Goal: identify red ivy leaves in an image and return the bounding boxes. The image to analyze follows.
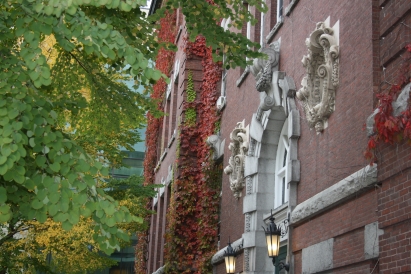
[135,9,177,274]
[366,43,411,162]
[164,35,222,274]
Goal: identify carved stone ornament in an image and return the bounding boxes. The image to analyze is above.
[206,134,225,161]
[296,21,339,132]
[250,41,280,92]
[224,121,249,199]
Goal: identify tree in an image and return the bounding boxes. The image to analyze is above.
[0,175,156,273]
[0,0,265,271]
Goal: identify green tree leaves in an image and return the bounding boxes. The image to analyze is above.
[1,0,264,271]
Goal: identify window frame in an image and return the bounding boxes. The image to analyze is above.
[274,119,289,208]
[277,0,283,22]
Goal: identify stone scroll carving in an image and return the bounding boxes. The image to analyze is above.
[224,121,249,199]
[296,21,339,132]
[250,41,280,92]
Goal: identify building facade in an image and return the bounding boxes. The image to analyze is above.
[139,0,411,273]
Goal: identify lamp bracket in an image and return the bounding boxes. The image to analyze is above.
[268,209,289,237]
[278,262,290,271]
[278,218,289,238]
[224,238,244,257]
[272,258,290,272]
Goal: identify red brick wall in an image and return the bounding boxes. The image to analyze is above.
[333,227,365,268]
[147,22,189,273]
[292,190,378,253]
[332,261,379,274]
[378,166,411,274]
[376,1,411,272]
[379,219,411,273]
[277,0,376,203]
[270,0,380,273]
[146,0,411,273]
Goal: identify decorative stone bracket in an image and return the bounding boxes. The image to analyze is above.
[206,134,225,161]
[224,121,249,199]
[250,41,280,93]
[296,21,340,133]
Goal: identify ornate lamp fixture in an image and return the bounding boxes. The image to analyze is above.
[224,239,237,274]
[262,211,290,271]
[223,238,244,273]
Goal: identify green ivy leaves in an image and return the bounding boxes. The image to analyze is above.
[186,72,196,102]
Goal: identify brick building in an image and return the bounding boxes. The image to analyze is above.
[141,0,411,273]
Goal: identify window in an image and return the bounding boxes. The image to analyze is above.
[217,19,231,110]
[277,0,283,22]
[274,119,289,208]
[221,66,228,97]
[260,5,265,46]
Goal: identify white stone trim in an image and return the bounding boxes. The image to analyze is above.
[206,134,225,161]
[224,121,249,199]
[364,221,384,259]
[290,165,378,225]
[302,238,333,274]
[152,266,165,274]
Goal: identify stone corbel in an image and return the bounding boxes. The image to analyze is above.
[296,21,340,133]
[206,134,225,161]
[250,41,280,93]
[224,121,249,199]
[256,71,296,121]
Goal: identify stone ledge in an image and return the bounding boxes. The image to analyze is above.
[291,165,378,225]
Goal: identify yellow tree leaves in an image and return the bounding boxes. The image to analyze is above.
[1,218,116,273]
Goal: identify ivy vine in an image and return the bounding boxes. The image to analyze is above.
[135,9,177,274]
[186,72,196,102]
[365,43,411,162]
[164,35,223,274]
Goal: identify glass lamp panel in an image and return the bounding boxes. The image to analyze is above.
[225,255,235,273]
[266,233,280,257]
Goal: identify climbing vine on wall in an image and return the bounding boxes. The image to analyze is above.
[365,43,411,162]
[163,35,223,274]
[184,72,197,126]
[135,9,177,274]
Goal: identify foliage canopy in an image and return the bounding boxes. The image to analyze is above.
[0,0,265,271]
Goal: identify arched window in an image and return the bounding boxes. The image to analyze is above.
[274,119,289,208]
